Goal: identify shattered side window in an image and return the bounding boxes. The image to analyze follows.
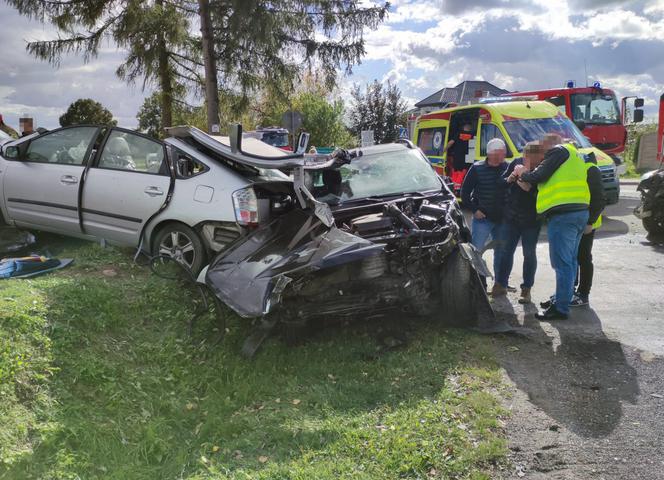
[313,149,442,204]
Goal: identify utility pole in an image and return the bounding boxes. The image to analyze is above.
[198,0,220,133]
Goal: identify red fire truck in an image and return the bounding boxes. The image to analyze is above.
[508,82,644,165]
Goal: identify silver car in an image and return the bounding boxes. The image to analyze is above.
[0,125,292,273]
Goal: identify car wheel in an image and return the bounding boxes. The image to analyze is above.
[438,250,477,326]
[153,223,207,275]
[643,216,664,236]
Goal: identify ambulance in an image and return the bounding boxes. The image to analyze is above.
[413,98,620,204]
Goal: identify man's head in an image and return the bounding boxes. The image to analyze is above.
[541,133,562,151]
[486,138,507,166]
[523,141,544,169]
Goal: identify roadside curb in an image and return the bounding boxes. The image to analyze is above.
[620,179,640,186]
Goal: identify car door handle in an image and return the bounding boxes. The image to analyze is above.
[60,175,78,185]
[144,186,164,197]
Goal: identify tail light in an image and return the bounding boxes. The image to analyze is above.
[232,187,259,226]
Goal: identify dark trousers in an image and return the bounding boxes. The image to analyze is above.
[496,221,541,289]
[575,230,595,296]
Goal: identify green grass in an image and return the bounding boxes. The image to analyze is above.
[0,235,507,479]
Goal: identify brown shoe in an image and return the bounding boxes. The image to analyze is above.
[491,283,507,297]
[518,288,531,304]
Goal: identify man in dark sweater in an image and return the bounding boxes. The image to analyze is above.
[514,134,605,319]
[495,142,545,303]
[460,138,509,292]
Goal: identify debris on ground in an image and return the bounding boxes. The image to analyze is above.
[0,226,36,254]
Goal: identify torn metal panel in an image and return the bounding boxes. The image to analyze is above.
[205,208,383,318]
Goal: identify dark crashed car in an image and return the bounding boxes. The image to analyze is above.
[197,127,496,353]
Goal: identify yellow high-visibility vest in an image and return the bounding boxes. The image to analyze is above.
[585,161,602,229]
[536,143,591,215]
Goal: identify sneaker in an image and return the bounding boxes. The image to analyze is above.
[518,288,531,304]
[535,305,569,321]
[491,283,508,297]
[570,294,589,307]
[506,285,518,293]
[540,295,555,309]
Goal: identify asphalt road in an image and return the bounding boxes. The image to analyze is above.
[484,183,664,479]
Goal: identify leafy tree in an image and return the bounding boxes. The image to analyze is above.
[7,0,194,133]
[198,0,389,131]
[59,98,117,127]
[349,80,408,144]
[251,77,354,148]
[293,94,354,149]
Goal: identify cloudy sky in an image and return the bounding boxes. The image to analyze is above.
[1,0,663,130]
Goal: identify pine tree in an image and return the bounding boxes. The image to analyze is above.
[198,0,389,132]
[6,0,195,133]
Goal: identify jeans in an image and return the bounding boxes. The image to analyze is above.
[496,222,541,289]
[471,217,503,281]
[575,229,595,297]
[547,210,589,314]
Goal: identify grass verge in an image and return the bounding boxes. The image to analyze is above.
[1,234,507,479]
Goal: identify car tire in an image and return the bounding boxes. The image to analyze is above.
[643,216,664,236]
[153,223,207,275]
[438,250,477,326]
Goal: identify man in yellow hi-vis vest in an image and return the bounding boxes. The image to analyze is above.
[513,134,604,319]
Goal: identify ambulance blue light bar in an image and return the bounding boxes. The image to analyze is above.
[478,95,538,104]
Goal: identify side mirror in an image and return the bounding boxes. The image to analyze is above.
[574,120,586,131]
[295,132,310,154]
[634,98,644,108]
[633,109,644,123]
[2,145,20,160]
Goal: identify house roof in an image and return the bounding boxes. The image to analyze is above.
[415,80,509,108]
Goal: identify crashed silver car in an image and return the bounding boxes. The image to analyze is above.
[0,124,293,273]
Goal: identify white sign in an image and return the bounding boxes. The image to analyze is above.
[361,130,374,147]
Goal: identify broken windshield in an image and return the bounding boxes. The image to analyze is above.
[502,116,592,153]
[311,148,442,204]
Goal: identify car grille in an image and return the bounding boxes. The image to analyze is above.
[599,165,616,183]
[594,143,620,151]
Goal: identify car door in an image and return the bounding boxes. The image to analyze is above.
[81,129,171,246]
[2,126,99,234]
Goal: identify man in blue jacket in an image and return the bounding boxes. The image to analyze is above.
[461,138,509,294]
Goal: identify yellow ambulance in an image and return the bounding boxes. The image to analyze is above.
[413,98,619,204]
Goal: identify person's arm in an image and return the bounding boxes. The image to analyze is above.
[500,159,517,184]
[460,165,480,213]
[519,146,569,185]
[586,165,605,227]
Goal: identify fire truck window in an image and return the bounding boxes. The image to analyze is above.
[571,93,620,124]
[480,124,512,157]
[416,127,446,157]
